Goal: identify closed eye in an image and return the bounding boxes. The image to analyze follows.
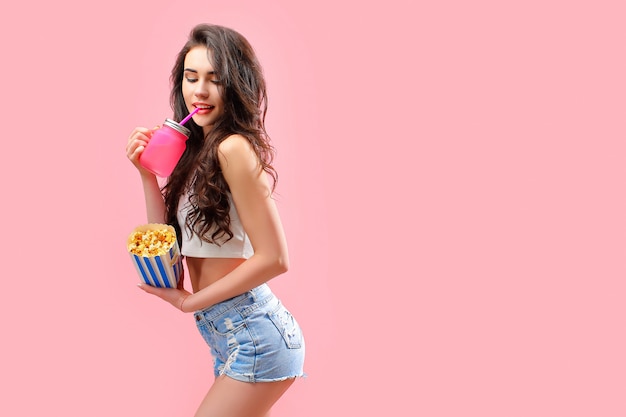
[184,68,220,85]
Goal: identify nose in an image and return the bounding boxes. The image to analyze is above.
[194,81,209,98]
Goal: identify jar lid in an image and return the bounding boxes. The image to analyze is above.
[163,119,191,137]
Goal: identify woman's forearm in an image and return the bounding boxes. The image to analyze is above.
[140,173,167,223]
[182,254,288,312]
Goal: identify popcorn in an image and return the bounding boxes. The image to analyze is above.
[128,228,176,257]
[127,224,183,288]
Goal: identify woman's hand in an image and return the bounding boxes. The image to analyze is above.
[137,283,192,312]
[126,126,160,174]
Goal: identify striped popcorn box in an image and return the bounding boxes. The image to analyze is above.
[127,224,183,288]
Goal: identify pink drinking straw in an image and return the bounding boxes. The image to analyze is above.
[179,107,200,125]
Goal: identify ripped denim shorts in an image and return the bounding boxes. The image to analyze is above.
[193,283,306,383]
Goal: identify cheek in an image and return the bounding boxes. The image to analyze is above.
[213,89,225,108]
[212,85,224,101]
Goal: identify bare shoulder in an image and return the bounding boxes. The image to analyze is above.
[218,134,263,182]
[218,134,255,159]
[218,134,258,169]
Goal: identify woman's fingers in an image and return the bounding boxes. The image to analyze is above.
[126,126,162,155]
[126,129,150,151]
[126,127,156,168]
[137,283,191,311]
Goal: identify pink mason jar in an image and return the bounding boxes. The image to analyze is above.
[139,119,191,177]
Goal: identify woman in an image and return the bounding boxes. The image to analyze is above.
[125,23,305,417]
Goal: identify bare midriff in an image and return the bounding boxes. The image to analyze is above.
[185,256,246,293]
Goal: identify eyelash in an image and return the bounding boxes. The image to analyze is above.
[185,77,220,84]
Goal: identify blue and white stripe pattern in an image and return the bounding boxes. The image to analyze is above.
[130,244,182,288]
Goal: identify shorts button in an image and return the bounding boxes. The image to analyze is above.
[195,315,201,321]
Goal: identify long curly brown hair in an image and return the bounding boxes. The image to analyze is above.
[162,24,277,248]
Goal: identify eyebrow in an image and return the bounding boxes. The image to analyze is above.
[183,68,216,75]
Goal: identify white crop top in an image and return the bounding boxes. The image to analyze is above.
[177,193,254,259]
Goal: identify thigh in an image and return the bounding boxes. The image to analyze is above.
[194,375,295,417]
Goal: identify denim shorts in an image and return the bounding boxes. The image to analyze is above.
[193,283,305,383]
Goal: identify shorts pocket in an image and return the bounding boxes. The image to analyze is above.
[268,303,303,349]
[209,314,247,336]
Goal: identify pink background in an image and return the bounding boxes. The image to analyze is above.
[1,0,625,416]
